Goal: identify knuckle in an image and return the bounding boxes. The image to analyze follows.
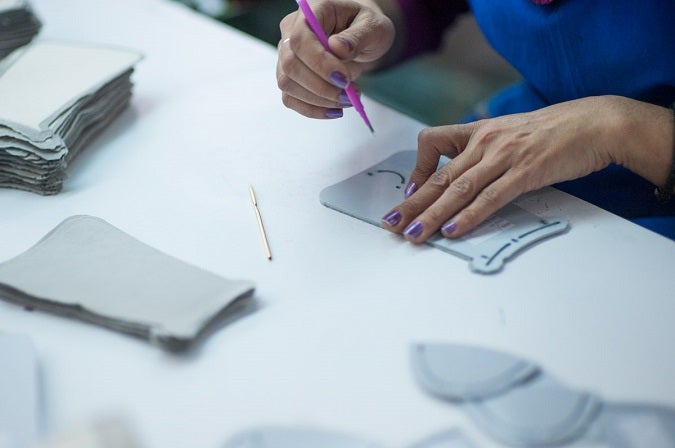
[473,125,500,147]
[280,93,294,109]
[424,206,447,225]
[279,14,293,31]
[397,197,420,215]
[427,170,452,190]
[277,55,294,79]
[417,127,435,146]
[397,197,427,221]
[478,186,501,207]
[277,73,292,92]
[450,176,475,197]
[458,207,479,228]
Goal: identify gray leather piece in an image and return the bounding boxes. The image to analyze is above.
[410,343,608,446]
[406,429,478,448]
[0,332,39,448]
[571,402,675,448]
[0,42,141,194]
[465,373,601,446]
[0,215,255,351]
[411,343,539,401]
[319,151,568,273]
[0,0,41,60]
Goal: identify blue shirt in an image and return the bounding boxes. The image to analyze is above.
[400,0,675,238]
[469,0,675,115]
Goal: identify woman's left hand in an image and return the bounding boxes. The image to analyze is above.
[380,95,674,241]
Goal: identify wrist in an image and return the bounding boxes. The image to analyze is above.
[607,96,675,189]
[655,103,675,202]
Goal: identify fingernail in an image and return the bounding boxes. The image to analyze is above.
[404,181,417,198]
[404,221,424,238]
[325,108,343,119]
[337,37,354,52]
[381,210,402,227]
[329,71,349,89]
[337,91,352,107]
[441,221,457,236]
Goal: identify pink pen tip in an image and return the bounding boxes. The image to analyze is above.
[356,108,374,133]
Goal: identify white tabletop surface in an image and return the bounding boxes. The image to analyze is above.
[1,0,674,446]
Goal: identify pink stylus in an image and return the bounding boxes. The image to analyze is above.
[295,0,375,133]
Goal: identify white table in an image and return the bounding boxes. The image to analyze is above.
[1,0,674,446]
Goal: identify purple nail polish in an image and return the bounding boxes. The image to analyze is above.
[337,91,352,107]
[441,221,457,235]
[337,37,354,53]
[329,71,349,89]
[325,108,343,119]
[404,221,424,238]
[404,181,417,198]
[382,210,402,227]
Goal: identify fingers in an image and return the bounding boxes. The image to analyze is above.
[276,1,393,119]
[444,172,525,238]
[276,42,353,118]
[381,120,525,242]
[405,123,476,198]
[381,98,627,245]
[280,91,345,119]
[382,147,496,240]
[277,22,350,118]
[382,162,523,242]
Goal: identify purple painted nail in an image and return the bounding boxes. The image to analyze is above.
[404,221,424,238]
[337,37,354,53]
[325,108,343,119]
[337,91,352,107]
[441,221,457,236]
[404,181,417,198]
[382,210,402,227]
[329,71,349,89]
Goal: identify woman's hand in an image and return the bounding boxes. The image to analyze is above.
[380,95,675,241]
[276,0,394,119]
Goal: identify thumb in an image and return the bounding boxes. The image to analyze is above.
[328,9,394,63]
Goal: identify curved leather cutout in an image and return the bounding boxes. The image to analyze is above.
[574,402,675,447]
[411,343,540,401]
[465,374,601,446]
[406,429,478,448]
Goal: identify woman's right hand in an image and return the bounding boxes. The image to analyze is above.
[276,0,395,119]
